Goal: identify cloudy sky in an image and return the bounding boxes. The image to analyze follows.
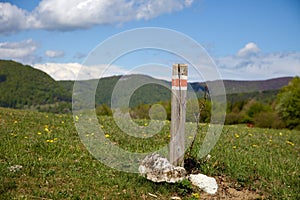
[0,0,299,81]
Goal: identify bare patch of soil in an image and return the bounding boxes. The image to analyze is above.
[199,176,264,200]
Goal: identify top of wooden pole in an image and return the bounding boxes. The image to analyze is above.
[172,64,188,76]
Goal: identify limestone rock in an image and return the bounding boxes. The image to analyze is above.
[188,174,218,194]
[139,153,186,183]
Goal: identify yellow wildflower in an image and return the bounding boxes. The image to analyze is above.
[252,144,258,148]
[37,132,42,135]
[75,115,79,121]
[234,133,240,138]
[286,141,295,146]
[192,192,200,199]
[105,134,110,138]
[233,145,237,149]
[61,121,65,124]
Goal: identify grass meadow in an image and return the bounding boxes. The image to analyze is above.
[0,107,299,199]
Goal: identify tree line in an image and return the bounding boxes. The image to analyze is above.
[96,77,300,130]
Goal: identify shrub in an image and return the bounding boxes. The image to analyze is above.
[96,104,112,116]
[253,112,285,129]
[276,77,300,129]
[225,112,243,124]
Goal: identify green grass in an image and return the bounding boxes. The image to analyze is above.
[0,107,299,199]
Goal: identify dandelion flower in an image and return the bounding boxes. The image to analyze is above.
[252,144,258,148]
[37,132,42,135]
[105,134,110,138]
[279,132,283,136]
[75,115,79,121]
[234,133,240,138]
[192,192,200,199]
[233,145,237,149]
[286,141,295,146]
[61,121,65,124]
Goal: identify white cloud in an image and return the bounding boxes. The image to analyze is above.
[0,0,194,34]
[0,39,40,63]
[33,62,128,80]
[33,48,300,81]
[0,39,37,58]
[216,51,300,80]
[237,42,261,57]
[0,3,29,35]
[213,42,299,80]
[45,50,65,58]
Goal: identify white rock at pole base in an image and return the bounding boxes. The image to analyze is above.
[188,174,218,194]
[139,153,186,183]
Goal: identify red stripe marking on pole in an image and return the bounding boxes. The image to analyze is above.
[172,79,188,87]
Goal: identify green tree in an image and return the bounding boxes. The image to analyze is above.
[276,77,300,129]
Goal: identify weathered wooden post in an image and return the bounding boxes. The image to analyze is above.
[170,64,188,167]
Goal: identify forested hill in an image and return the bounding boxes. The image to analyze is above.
[0,60,71,110]
[0,60,295,112]
[190,77,293,94]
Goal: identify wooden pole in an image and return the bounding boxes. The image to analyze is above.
[170,64,188,167]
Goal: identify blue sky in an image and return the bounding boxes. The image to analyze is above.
[0,0,299,81]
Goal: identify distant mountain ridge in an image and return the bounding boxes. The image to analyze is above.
[190,77,293,94]
[0,60,294,112]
